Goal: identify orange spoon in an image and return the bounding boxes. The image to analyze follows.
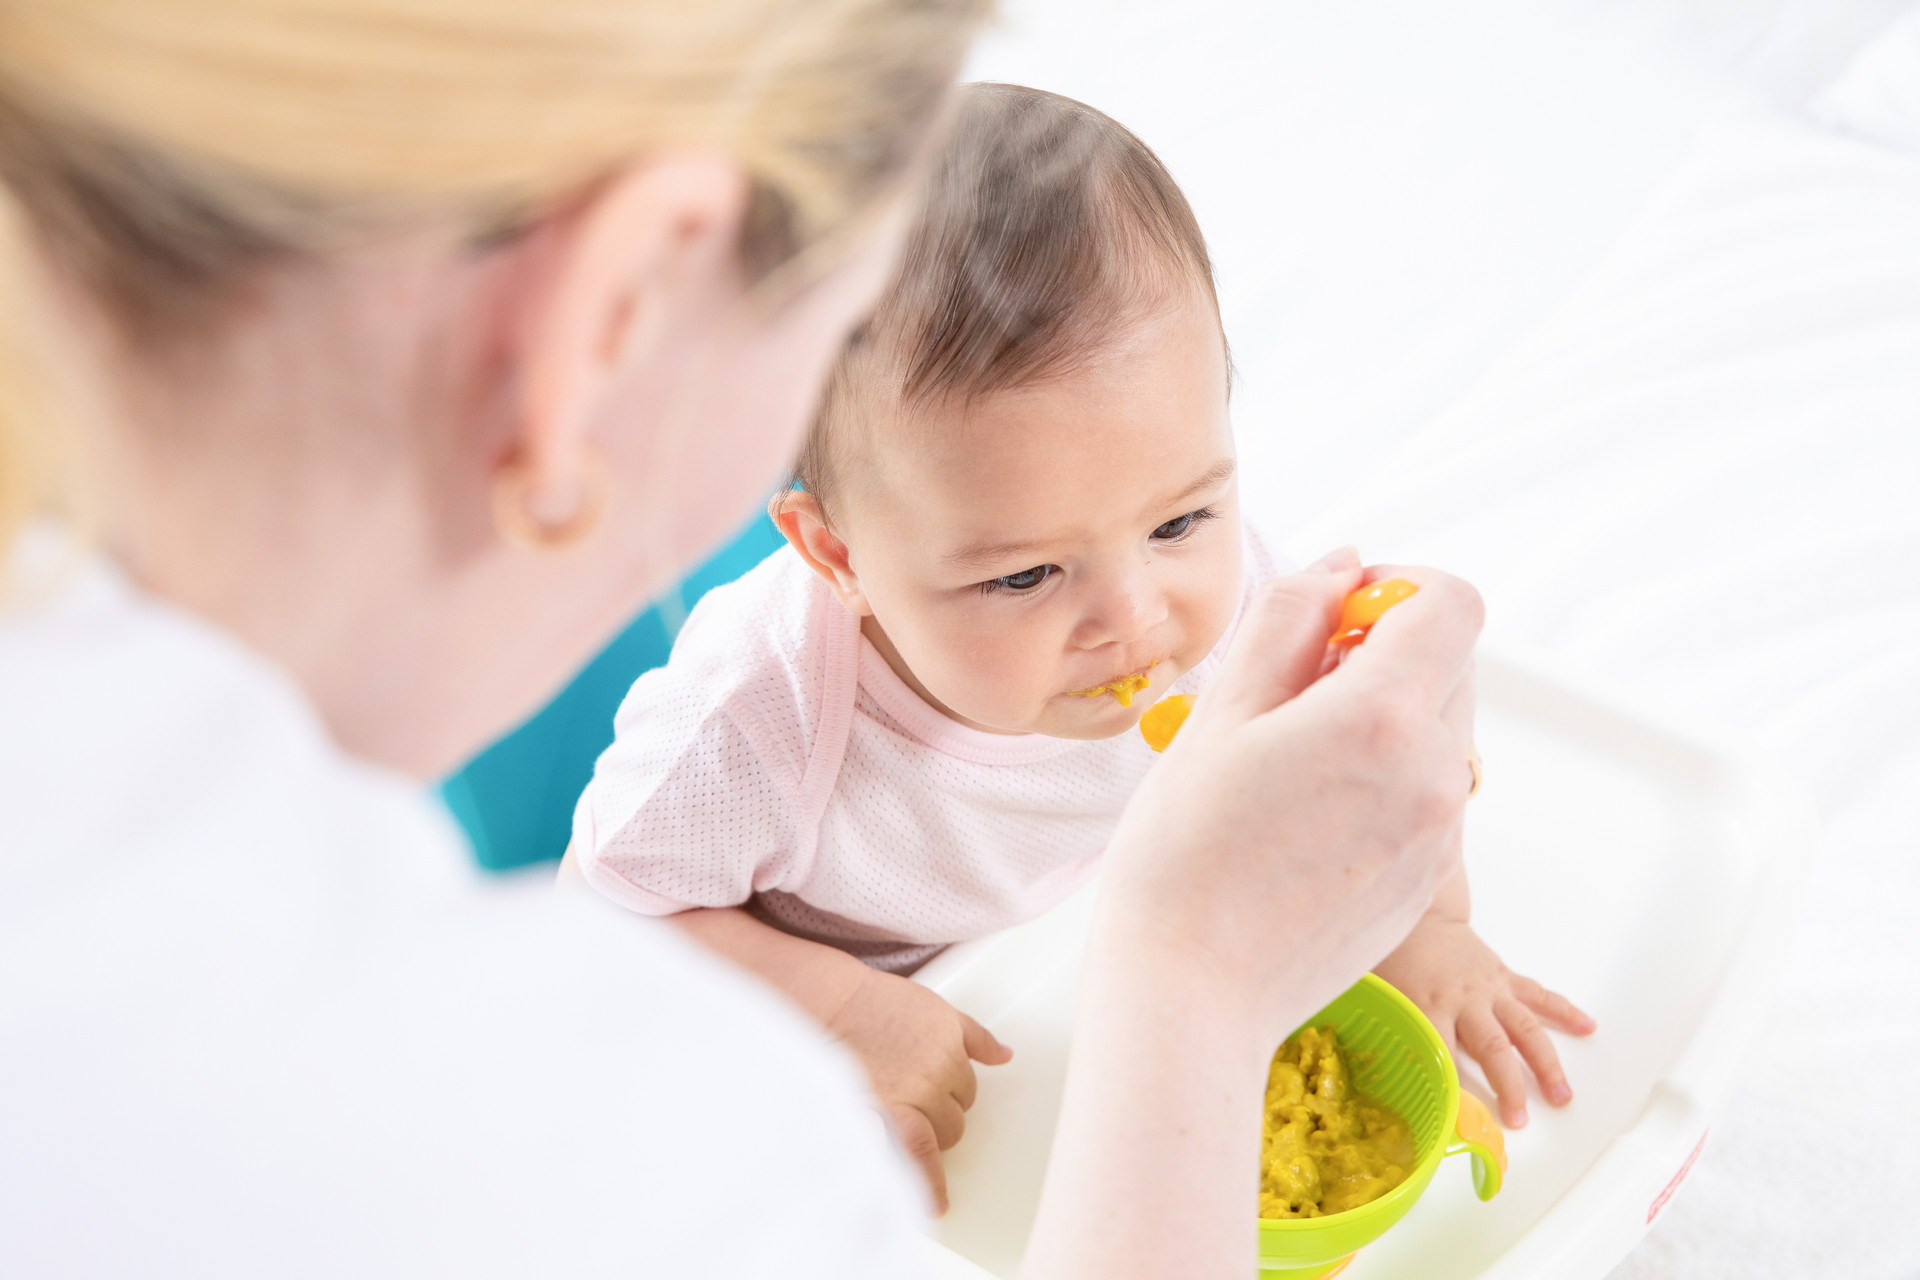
[1330,578,1418,648]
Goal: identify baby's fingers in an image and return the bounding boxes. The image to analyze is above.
[885,1102,949,1215]
[923,1090,968,1152]
[1515,975,1597,1036]
[1498,996,1573,1108]
[1457,1005,1532,1129]
[961,1012,1014,1067]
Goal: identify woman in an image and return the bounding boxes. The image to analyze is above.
[0,3,1481,1276]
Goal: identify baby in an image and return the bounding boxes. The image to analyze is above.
[572,83,1592,1206]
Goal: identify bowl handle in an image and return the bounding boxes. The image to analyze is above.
[1445,1091,1508,1201]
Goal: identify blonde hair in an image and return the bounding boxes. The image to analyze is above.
[0,0,986,560]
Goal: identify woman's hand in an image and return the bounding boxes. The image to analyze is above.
[1102,553,1485,1046]
[1025,551,1486,1280]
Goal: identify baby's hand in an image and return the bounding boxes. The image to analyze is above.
[826,967,1012,1214]
[1374,917,1595,1129]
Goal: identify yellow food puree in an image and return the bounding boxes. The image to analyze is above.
[1065,670,1152,707]
[1260,1026,1415,1219]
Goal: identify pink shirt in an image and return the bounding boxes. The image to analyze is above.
[575,531,1280,972]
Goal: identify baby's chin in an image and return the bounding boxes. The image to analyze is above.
[942,664,1189,740]
[942,690,1143,740]
[1030,705,1146,742]
[1029,680,1183,741]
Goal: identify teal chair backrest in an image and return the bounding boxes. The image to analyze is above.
[439,513,786,871]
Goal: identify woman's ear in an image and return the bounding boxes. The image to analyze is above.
[769,490,873,616]
[508,153,750,528]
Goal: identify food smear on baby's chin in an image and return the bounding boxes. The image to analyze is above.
[1260,1026,1414,1220]
[1139,694,1194,752]
[1065,666,1154,707]
[1329,578,1420,648]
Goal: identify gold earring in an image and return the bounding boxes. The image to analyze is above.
[492,445,611,551]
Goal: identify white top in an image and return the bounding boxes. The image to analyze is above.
[0,542,925,1278]
[575,534,1280,972]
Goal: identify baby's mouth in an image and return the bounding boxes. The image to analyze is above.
[1064,662,1159,708]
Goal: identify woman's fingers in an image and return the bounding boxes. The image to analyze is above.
[885,1101,949,1214]
[1313,545,1363,574]
[1342,568,1486,716]
[1497,996,1573,1108]
[1437,657,1477,757]
[1203,562,1364,723]
[1457,1005,1531,1129]
[1517,975,1598,1036]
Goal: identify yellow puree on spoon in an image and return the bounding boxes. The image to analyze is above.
[1261,1027,1415,1219]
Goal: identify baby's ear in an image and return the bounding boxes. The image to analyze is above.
[768,490,872,616]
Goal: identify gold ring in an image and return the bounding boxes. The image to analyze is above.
[1467,751,1483,799]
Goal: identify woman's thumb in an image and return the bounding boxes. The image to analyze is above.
[1205,555,1363,721]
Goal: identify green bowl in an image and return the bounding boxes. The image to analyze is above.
[1257,975,1505,1278]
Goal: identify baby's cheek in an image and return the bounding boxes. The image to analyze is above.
[937,618,1065,726]
[1170,563,1245,665]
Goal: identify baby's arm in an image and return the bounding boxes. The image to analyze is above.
[1372,865,1596,1128]
[671,907,1011,1214]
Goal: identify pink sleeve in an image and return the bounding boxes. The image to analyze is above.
[572,551,849,917]
[575,697,800,916]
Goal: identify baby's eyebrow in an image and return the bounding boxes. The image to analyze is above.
[944,538,1046,571]
[944,461,1238,572]
[1152,458,1237,511]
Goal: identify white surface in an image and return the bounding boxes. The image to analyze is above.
[1634,0,1916,104]
[1813,5,1920,151]
[916,653,1813,1278]
[1283,101,1920,809]
[0,548,926,1279]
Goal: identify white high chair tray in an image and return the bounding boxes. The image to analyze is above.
[914,648,1814,1279]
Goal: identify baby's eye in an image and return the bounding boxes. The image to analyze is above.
[1152,506,1216,542]
[984,564,1056,594]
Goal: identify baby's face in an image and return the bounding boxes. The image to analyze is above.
[835,290,1243,739]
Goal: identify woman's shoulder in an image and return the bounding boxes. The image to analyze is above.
[0,547,456,904]
[4,827,926,1275]
[0,555,925,1276]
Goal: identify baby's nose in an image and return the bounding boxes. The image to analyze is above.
[1075,573,1167,647]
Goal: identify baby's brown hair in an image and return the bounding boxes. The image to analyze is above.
[795,82,1224,516]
